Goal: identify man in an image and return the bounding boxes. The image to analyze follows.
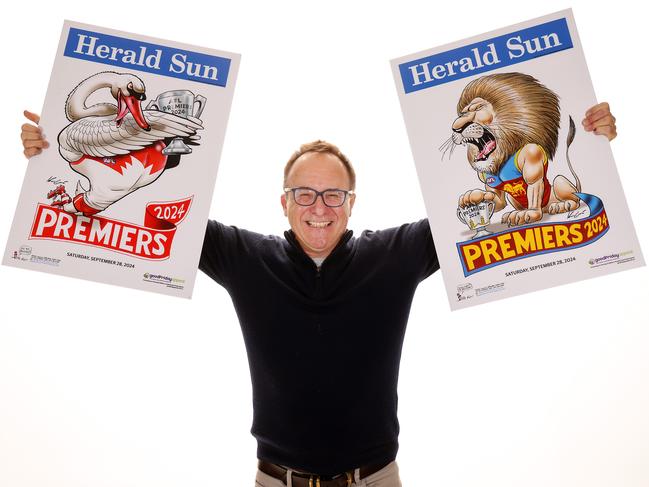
[20,103,617,486]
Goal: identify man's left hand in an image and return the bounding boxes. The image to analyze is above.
[583,102,617,141]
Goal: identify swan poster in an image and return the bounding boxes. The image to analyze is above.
[391,9,644,310]
[3,20,240,298]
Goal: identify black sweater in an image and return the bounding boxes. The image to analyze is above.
[199,219,438,475]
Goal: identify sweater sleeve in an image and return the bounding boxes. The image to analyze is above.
[198,219,250,288]
[402,218,440,282]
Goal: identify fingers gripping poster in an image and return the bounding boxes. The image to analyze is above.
[392,10,644,310]
[3,21,239,298]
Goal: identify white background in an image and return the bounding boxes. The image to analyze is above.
[1,1,647,486]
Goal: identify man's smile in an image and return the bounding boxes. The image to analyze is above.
[306,220,332,228]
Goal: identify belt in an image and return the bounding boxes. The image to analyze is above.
[258,460,390,487]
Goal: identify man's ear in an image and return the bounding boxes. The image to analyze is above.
[281,193,288,217]
[348,193,356,217]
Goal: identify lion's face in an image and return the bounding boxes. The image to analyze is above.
[451,97,504,174]
[446,73,561,177]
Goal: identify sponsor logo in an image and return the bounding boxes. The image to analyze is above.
[143,272,186,290]
[589,250,635,268]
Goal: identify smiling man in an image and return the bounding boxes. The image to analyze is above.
[281,144,356,261]
[20,105,617,486]
[199,140,438,486]
[197,125,619,485]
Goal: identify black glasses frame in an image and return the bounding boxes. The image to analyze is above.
[284,187,355,208]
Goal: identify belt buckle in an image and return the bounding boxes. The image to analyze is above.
[306,471,353,487]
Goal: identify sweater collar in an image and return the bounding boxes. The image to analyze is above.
[283,228,354,268]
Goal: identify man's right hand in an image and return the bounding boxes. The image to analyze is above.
[21,111,49,159]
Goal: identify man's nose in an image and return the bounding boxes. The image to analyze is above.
[311,195,327,214]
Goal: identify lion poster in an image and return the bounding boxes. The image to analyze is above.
[3,21,240,298]
[391,9,644,310]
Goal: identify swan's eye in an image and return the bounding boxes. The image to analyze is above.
[127,85,146,101]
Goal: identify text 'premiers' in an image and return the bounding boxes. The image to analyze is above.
[458,211,609,276]
[29,205,176,260]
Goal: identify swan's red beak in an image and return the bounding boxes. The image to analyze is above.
[115,90,151,131]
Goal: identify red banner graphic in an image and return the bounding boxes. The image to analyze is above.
[28,196,193,260]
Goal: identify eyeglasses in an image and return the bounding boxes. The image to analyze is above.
[284,187,355,208]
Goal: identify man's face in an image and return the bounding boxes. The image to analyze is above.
[281,152,355,259]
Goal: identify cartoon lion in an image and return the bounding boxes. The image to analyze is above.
[449,72,582,227]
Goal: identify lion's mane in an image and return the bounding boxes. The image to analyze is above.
[457,73,561,165]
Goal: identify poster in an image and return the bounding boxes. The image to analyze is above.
[3,20,239,298]
[392,9,644,310]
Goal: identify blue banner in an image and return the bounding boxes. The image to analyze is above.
[64,28,231,87]
[399,18,572,94]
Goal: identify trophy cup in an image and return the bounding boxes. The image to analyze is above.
[457,200,495,239]
[146,90,207,155]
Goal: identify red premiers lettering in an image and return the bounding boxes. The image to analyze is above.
[29,204,177,259]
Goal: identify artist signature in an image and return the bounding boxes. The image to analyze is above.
[567,209,587,219]
[47,176,67,185]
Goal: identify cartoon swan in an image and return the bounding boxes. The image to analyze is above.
[53,71,202,216]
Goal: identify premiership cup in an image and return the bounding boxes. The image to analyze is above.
[146,90,206,119]
[457,200,495,239]
[147,90,207,155]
